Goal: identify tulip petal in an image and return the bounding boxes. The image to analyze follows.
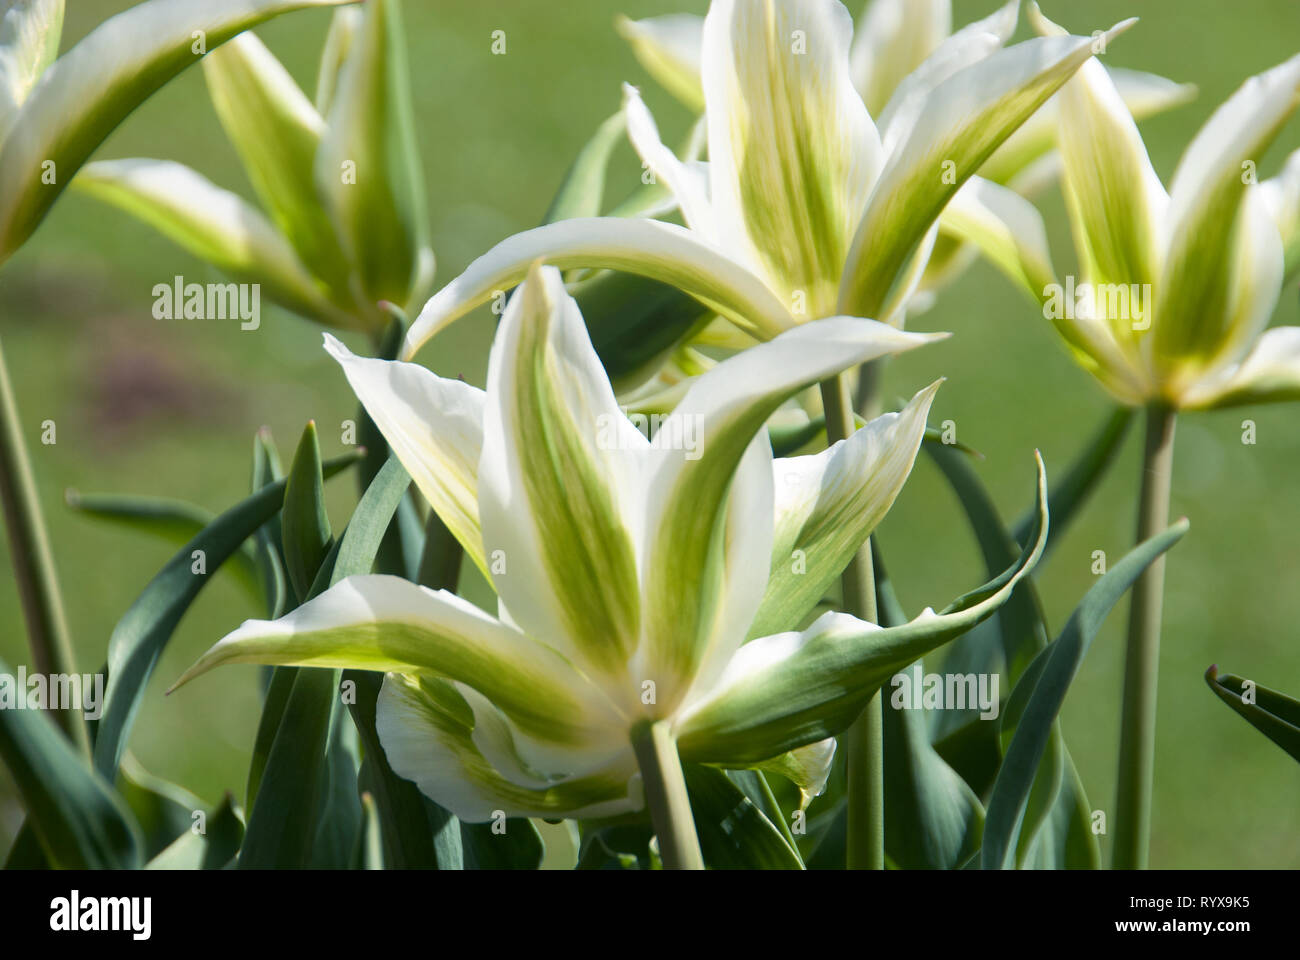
[1029,5,1164,348]
[735,736,836,809]
[0,0,63,144]
[378,672,640,822]
[1154,53,1300,375]
[314,0,433,315]
[623,83,715,239]
[616,13,705,112]
[839,22,1134,319]
[1181,326,1300,410]
[313,5,360,117]
[749,380,939,639]
[202,32,353,300]
[935,176,1056,303]
[702,0,883,315]
[849,0,950,116]
[637,316,945,715]
[677,453,1048,764]
[403,217,795,359]
[172,574,626,750]
[322,335,489,576]
[74,158,356,329]
[0,0,354,262]
[478,264,646,688]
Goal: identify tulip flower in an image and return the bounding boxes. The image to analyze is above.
[71,0,431,339]
[403,0,1134,358]
[171,263,1049,868]
[1024,3,1300,870]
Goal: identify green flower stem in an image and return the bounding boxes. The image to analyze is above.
[1113,403,1177,870]
[820,373,884,871]
[631,720,703,870]
[0,336,89,757]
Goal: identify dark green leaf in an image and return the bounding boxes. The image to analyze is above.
[281,421,333,602]
[981,519,1188,869]
[1205,666,1300,763]
[683,764,802,869]
[145,792,244,870]
[461,819,544,869]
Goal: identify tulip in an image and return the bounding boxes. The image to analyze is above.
[1025,3,1300,869]
[172,263,1049,868]
[71,0,431,339]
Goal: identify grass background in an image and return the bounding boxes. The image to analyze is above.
[1,0,1298,868]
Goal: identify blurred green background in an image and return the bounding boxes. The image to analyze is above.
[1,0,1298,868]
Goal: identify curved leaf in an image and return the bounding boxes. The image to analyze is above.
[1205,666,1300,764]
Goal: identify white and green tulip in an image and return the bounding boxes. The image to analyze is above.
[1030,5,1300,411]
[403,0,1134,362]
[70,0,431,338]
[171,263,1048,826]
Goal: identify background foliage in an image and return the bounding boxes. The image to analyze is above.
[1,0,1298,867]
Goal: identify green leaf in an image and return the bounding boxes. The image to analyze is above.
[1205,666,1300,764]
[981,518,1189,869]
[145,792,244,869]
[241,452,410,868]
[66,489,262,603]
[0,0,357,262]
[0,654,142,868]
[116,752,203,859]
[90,448,360,780]
[682,764,802,870]
[874,542,984,870]
[281,421,333,603]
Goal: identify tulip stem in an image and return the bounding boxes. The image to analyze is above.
[1113,403,1177,870]
[0,336,88,757]
[820,373,884,871]
[631,720,703,870]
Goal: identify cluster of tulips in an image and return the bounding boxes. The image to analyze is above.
[0,0,1297,871]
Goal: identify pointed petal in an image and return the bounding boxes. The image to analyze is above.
[172,574,625,749]
[875,0,1019,150]
[74,158,355,329]
[702,0,883,315]
[202,32,353,299]
[1154,53,1300,378]
[403,217,795,359]
[637,316,945,715]
[749,380,939,639]
[677,454,1050,763]
[313,5,361,117]
[850,0,951,115]
[322,334,489,576]
[745,737,836,809]
[0,0,354,263]
[478,264,646,688]
[1181,327,1300,410]
[378,672,640,822]
[314,0,432,314]
[935,176,1056,302]
[839,21,1135,319]
[1029,4,1164,354]
[616,13,705,111]
[622,83,714,237]
[0,0,63,143]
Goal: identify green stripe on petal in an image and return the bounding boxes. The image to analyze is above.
[1180,327,1300,410]
[702,0,883,316]
[378,673,640,822]
[638,316,945,716]
[677,452,1048,764]
[171,574,624,750]
[750,379,939,639]
[850,0,950,116]
[839,22,1134,319]
[74,159,355,329]
[403,217,795,359]
[1153,53,1300,382]
[936,176,1056,304]
[478,264,645,685]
